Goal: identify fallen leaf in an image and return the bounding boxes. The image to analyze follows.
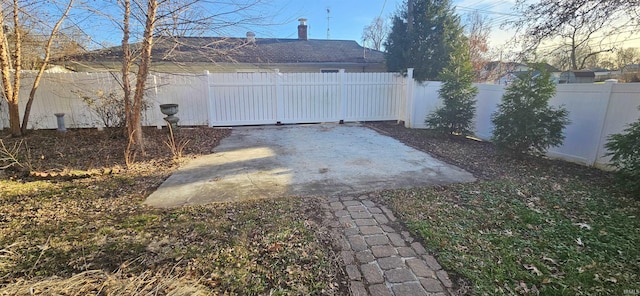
[519,282,530,293]
[573,222,592,230]
[267,242,283,252]
[523,264,543,276]
[542,256,558,265]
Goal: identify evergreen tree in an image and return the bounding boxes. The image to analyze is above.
[605,106,640,195]
[425,38,478,135]
[491,65,570,155]
[384,0,463,82]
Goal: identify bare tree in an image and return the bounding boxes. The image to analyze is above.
[616,47,640,70]
[510,0,637,70]
[362,17,389,51]
[464,11,490,82]
[0,0,74,136]
[99,0,278,162]
[544,16,616,70]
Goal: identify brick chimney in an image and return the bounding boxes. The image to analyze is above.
[246,31,256,43]
[297,18,308,40]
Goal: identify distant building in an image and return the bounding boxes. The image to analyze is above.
[559,70,596,84]
[483,62,561,85]
[584,68,615,82]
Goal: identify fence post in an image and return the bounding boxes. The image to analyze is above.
[274,69,283,124]
[339,69,346,123]
[204,70,214,127]
[592,79,617,166]
[404,68,415,128]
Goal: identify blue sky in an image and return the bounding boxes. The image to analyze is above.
[80,0,638,51]
[241,0,519,46]
[81,0,519,48]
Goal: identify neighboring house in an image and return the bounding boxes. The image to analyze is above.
[483,62,561,85]
[559,70,595,84]
[584,67,615,82]
[59,19,386,73]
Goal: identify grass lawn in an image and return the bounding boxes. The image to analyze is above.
[0,128,345,295]
[368,122,640,295]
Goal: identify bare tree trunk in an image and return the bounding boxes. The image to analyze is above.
[129,0,158,155]
[122,0,132,139]
[21,0,74,133]
[9,0,23,136]
[571,33,578,70]
[0,11,18,136]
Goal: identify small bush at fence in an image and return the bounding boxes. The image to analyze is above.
[605,109,640,195]
[491,65,570,155]
[77,90,126,128]
[76,90,150,128]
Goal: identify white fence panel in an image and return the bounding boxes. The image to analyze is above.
[0,95,7,129]
[153,73,209,126]
[343,72,405,121]
[473,84,504,140]
[546,84,614,165]
[594,83,640,168]
[20,72,124,129]
[278,72,340,123]
[209,72,277,126]
[409,81,441,129]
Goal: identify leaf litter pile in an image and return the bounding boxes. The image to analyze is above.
[0,128,345,295]
[366,122,640,295]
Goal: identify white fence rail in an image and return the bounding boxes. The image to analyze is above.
[0,70,639,169]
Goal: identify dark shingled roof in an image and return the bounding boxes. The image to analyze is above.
[67,36,385,65]
[570,70,596,77]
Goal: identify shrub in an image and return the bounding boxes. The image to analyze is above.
[76,89,150,128]
[491,65,570,155]
[77,90,126,128]
[426,40,478,135]
[605,110,640,194]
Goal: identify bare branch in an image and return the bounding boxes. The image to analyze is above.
[21,0,75,133]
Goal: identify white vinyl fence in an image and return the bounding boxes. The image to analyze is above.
[208,71,407,126]
[410,80,640,169]
[0,70,639,169]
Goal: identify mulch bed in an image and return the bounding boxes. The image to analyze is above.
[364,121,613,183]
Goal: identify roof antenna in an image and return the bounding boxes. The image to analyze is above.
[326,7,331,40]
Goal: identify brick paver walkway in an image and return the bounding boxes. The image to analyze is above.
[322,194,453,296]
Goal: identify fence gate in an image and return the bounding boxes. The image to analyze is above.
[207,71,407,127]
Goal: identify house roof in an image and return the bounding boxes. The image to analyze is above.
[565,70,595,77]
[584,67,611,72]
[484,61,560,73]
[64,36,385,66]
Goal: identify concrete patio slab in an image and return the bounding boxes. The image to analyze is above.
[144,124,475,208]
